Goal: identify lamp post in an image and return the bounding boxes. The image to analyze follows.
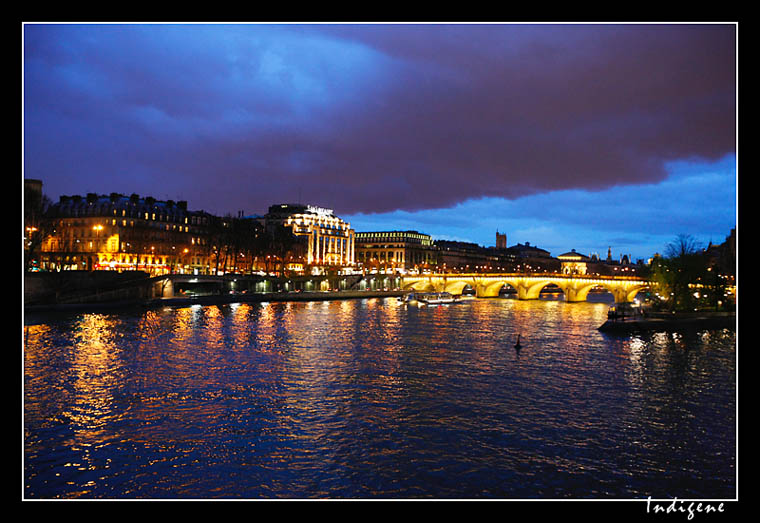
[92,224,103,270]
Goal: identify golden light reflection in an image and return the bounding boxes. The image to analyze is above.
[167,306,195,346]
[200,305,224,350]
[229,302,253,349]
[45,312,128,481]
[256,301,279,353]
[625,336,647,385]
[23,323,52,361]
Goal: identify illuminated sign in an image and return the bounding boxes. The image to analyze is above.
[306,205,334,216]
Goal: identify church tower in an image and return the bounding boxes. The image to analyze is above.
[496,230,507,249]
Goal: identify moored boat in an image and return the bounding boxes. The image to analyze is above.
[400,291,458,305]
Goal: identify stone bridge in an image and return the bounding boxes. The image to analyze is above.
[402,273,650,303]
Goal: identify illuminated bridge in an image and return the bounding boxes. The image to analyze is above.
[401,273,650,303]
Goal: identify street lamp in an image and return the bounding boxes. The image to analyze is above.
[93,224,103,250]
[25,226,38,247]
[91,224,104,270]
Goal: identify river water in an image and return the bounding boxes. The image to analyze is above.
[23,295,736,499]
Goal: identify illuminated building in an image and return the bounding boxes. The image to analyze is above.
[355,230,437,272]
[39,193,212,275]
[558,249,590,275]
[264,204,355,271]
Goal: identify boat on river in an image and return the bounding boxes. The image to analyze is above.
[400,291,458,305]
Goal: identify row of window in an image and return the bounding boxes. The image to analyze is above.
[53,203,213,226]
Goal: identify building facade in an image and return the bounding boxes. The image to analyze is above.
[264,204,355,272]
[557,249,590,275]
[39,193,213,275]
[355,230,437,272]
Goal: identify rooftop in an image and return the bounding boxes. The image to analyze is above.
[558,249,590,260]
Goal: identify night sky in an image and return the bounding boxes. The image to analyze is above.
[23,23,737,260]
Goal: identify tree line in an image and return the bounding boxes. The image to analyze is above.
[646,234,735,312]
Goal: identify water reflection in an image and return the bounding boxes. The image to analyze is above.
[24,298,735,499]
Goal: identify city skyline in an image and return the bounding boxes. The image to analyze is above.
[23,23,737,261]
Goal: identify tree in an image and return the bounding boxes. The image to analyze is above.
[698,266,729,311]
[268,224,300,276]
[650,234,705,311]
[24,194,53,271]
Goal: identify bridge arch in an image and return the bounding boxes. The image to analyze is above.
[516,279,555,300]
[404,279,436,292]
[622,284,650,302]
[562,281,651,303]
[488,281,520,297]
[563,281,608,302]
[480,280,512,297]
[576,283,616,302]
[443,280,474,295]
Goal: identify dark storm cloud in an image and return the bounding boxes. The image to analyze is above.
[23,23,735,216]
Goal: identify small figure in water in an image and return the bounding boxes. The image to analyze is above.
[514,334,522,351]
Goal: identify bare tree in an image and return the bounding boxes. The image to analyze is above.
[652,234,705,311]
[24,194,53,271]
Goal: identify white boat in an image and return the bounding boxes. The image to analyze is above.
[401,292,458,305]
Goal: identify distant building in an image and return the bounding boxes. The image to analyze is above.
[704,228,736,276]
[355,230,436,271]
[584,246,640,276]
[557,249,590,275]
[508,241,552,259]
[436,240,500,271]
[436,240,535,272]
[496,230,507,249]
[504,242,556,272]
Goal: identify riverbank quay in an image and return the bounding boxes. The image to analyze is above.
[598,311,736,333]
[24,290,406,317]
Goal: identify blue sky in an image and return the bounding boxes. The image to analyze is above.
[345,154,736,261]
[24,23,737,261]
